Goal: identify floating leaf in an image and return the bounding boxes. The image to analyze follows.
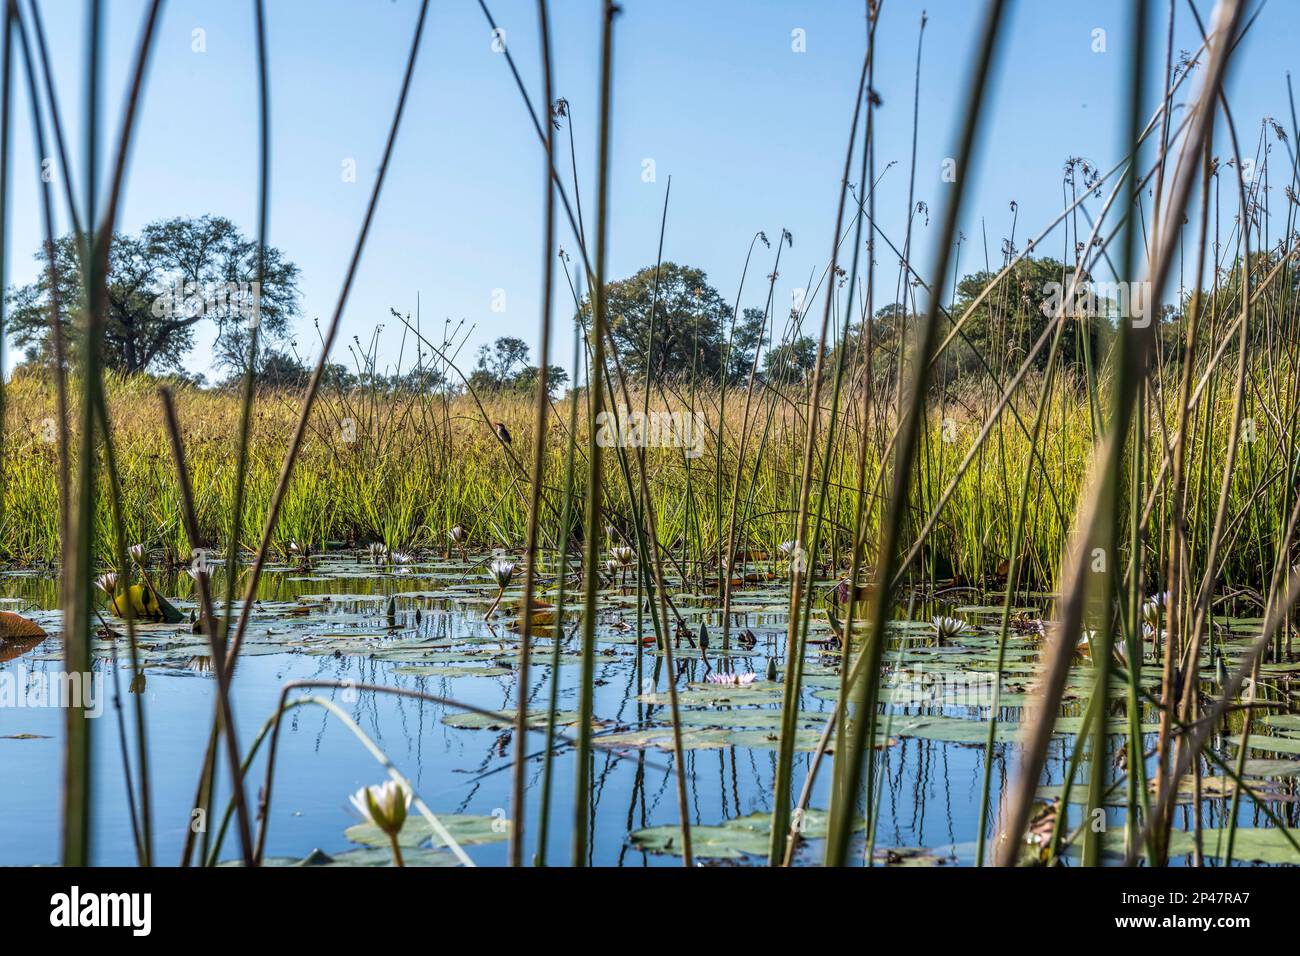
[440,709,582,731]
[0,610,46,640]
[345,813,509,849]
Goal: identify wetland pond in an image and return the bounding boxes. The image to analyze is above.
[1,553,1298,866]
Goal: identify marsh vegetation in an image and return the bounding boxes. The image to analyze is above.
[2,0,1299,868]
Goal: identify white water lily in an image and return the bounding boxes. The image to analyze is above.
[705,671,757,686]
[931,616,965,641]
[95,572,118,595]
[1142,592,1168,627]
[485,559,517,619]
[369,542,389,565]
[128,543,146,563]
[610,545,635,585]
[447,525,469,561]
[349,780,412,867]
[489,559,516,589]
[779,540,797,556]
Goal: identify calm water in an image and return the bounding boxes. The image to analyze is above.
[0,555,1292,866]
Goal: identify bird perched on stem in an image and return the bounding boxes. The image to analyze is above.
[493,421,512,447]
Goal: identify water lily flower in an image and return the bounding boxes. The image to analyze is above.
[1142,592,1168,628]
[489,559,516,588]
[611,545,635,584]
[95,573,118,595]
[128,543,146,564]
[485,559,516,619]
[448,525,468,561]
[349,780,412,867]
[369,542,389,565]
[705,671,757,686]
[931,616,965,642]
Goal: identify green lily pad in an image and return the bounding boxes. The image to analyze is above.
[345,813,509,849]
[392,665,512,678]
[440,709,582,730]
[630,808,851,859]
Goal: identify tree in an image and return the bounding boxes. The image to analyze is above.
[588,262,732,382]
[764,335,818,382]
[469,335,567,393]
[473,336,530,386]
[950,256,1101,376]
[725,307,769,383]
[250,350,311,388]
[6,215,300,376]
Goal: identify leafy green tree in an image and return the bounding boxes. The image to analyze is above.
[6,215,300,375]
[249,350,311,388]
[587,262,731,382]
[950,256,1101,375]
[764,335,819,382]
[725,306,770,383]
[469,335,567,393]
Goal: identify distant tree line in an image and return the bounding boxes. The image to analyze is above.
[11,216,1263,395]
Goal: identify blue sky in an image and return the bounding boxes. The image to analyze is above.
[2,0,1295,382]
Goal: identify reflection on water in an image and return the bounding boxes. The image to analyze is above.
[0,633,46,664]
[0,555,1295,866]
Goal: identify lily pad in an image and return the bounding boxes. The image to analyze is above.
[345,813,509,849]
[440,709,582,730]
[630,808,851,859]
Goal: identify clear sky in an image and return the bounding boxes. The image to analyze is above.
[2,0,1295,383]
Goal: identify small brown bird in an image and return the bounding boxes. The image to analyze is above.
[493,421,512,446]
